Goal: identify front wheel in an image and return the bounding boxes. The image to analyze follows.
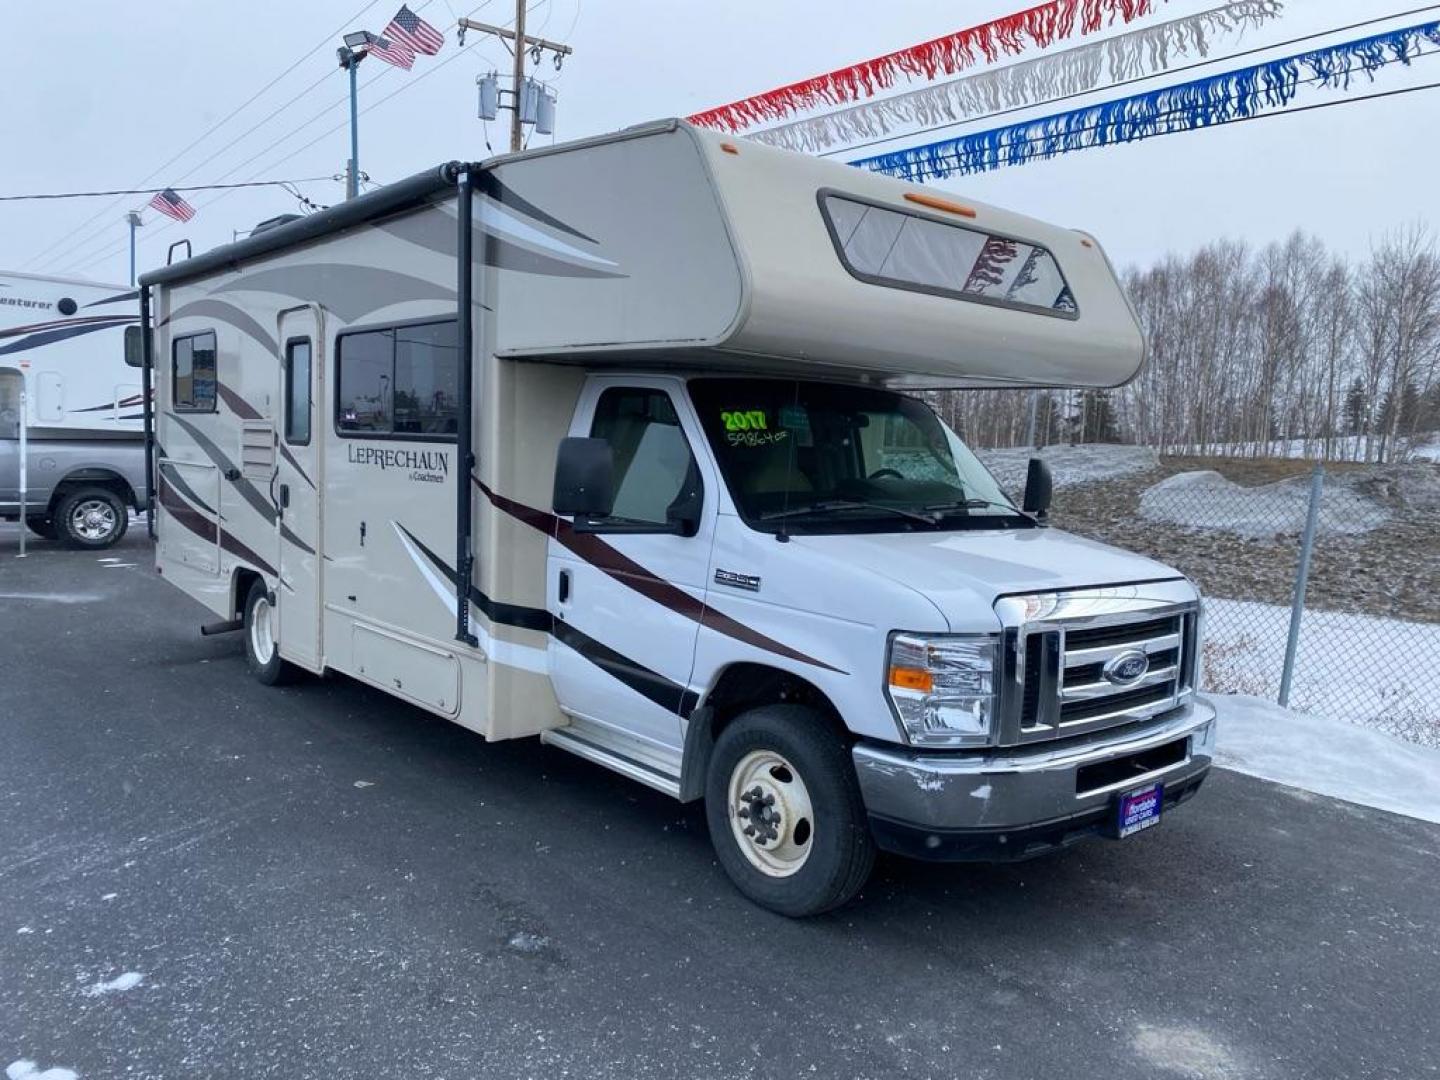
[243,577,295,686]
[705,705,875,917]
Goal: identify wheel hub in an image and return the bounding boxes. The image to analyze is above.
[727,750,814,877]
[72,499,117,541]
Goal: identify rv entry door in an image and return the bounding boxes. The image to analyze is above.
[276,307,323,670]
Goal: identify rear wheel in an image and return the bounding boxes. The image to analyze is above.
[243,577,294,686]
[705,705,875,917]
[56,487,128,549]
[25,515,57,541]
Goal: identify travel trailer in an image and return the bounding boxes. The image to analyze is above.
[141,120,1214,916]
[0,270,146,547]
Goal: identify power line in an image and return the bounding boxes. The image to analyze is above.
[818,2,1440,158]
[0,177,334,202]
[23,0,391,270]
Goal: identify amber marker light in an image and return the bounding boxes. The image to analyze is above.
[720,142,740,155]
[889,666,934,693]
[904,191,977,218]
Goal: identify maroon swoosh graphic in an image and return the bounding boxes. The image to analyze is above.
[0,313,136,340]
[159,474,277,577]
[475,478,844,674]
[279,443,316,490]
[216,381,261,420]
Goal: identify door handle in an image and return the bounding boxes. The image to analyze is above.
[279,483,290,509]
[558,569,571,604]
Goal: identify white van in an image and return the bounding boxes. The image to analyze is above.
[141,121,1214,915]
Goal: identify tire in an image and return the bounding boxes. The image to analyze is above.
[55,487,128,549]
[243,577,295,686]
[705,705,875,917]
[25,515,57,541]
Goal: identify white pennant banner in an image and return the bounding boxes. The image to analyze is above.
[748,1,1285,155]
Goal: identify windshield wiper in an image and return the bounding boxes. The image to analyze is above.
[924,498,1029,519]
[760,500,939,525]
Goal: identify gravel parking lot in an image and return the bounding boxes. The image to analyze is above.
[2,525,1438,1080]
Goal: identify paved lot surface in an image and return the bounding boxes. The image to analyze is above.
[2,524,1438,1080]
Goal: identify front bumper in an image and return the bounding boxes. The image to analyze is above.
[852,699,1216,861]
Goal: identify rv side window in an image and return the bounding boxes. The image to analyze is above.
[589,388,701,529]
[336,319,457,440]
[819,193,1077,317]
[284,338,312,445]
[172,330,217,412]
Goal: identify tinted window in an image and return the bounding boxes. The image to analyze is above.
[336,320,457,439]
[172,330,217,412]
[284,338,311,445]
[821,195,1076,316]
[590,388,700,528]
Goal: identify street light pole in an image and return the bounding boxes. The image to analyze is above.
[126,211,143,287]
[338,35,372,200]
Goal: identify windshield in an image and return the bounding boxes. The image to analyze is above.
[688,378,1025,534]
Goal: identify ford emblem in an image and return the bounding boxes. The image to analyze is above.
[1103,649,1150,686]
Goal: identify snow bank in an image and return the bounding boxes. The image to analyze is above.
[978,444,1160,493]
[1203,598,1439,747]
[1211,694,1440,825]
[1139,470,1390,537]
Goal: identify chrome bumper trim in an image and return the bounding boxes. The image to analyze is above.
[852,699,1216,834]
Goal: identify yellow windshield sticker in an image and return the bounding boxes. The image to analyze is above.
[721,410,768,432]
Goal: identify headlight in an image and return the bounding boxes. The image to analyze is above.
[886,633,999,747]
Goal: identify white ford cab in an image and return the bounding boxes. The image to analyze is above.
[142,120,1214,915]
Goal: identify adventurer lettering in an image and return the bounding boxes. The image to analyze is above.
[347,445,451,478]
[0,296,53,309]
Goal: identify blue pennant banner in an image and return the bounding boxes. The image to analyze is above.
[851,19,1440,182]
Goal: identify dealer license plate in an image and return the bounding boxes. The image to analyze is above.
[1117,782,1164,838]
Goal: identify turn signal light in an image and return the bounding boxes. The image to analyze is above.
[889,666,934,692]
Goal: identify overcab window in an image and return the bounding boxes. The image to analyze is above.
[820,193,1077,317]
[336,319,458,439]
[172,330,217,412]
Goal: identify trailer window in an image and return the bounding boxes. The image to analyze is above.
[172,330,217,412]
[284,338,311,445]
[819,193,1077,317]
[589,388,701,530]
[336,319,457,440]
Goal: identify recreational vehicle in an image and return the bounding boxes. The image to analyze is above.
[141,120,1215,915]
[1,270,146,547]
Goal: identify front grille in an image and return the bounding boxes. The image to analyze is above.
[1010,591,1198,745]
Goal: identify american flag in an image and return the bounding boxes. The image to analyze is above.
[383,5,444,55]
[369,32,415,70]
[149,188,196,223]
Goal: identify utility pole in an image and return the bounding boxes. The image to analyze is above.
[125,211,143,287]
[459,6,573,152]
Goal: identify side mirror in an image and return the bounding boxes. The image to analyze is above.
[1022,457,1053,520]
[553,437,614,519]
[123,325,146,368]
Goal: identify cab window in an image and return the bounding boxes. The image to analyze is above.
[588,388,702,532]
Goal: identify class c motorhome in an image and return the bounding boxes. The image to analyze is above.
[141,120,1214,915]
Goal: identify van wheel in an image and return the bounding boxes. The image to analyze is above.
[56,487,128,549]
[243,577,294,686]
[705,705,875,917]
[25,515,57,541]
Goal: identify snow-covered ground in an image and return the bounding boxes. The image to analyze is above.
[1140,469,1391,537]
[1203,598,1440,748]
[978,443,1159,492]
[1175,432,1440,463]
[1212,693,1440,825]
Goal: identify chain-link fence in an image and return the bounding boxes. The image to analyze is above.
[982,448,1440,749]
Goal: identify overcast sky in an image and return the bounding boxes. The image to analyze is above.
[4,0,1436,286]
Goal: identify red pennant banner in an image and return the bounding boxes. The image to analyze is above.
[688,0,1162,132]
